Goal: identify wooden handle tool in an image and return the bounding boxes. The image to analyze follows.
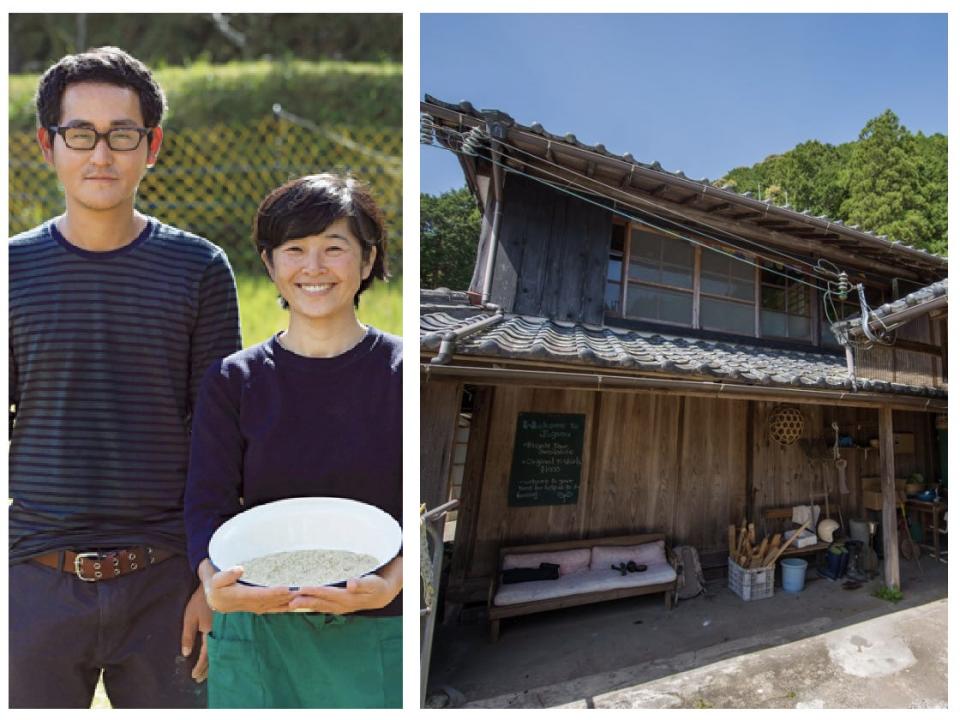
[764,521,810,569]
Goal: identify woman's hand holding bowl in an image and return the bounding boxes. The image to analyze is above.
[287,555,402,614]
[199,558,296,615]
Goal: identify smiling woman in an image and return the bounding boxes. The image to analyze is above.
[183,173,402,709]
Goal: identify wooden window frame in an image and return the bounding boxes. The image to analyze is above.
[758,261,814,343]
[620,222,695,328]
[605,219,841,346]
[697,245,758,335]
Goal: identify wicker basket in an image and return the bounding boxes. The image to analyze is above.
[728,557,774,601]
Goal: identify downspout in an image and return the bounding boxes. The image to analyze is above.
[430,310,504,365]
[480,128,506,307]
[844,343,858,392]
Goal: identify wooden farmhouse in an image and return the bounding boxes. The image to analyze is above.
[419,95,948,610]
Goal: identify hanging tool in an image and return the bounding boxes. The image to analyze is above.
[832,422,850,494]
[831,422,847,530]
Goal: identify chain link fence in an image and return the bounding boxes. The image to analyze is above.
[9,113,402,276]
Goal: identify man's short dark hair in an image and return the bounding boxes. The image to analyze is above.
[254,173,390,308]
[36,46,166,129]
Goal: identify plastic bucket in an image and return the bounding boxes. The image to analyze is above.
[781,558,808,592]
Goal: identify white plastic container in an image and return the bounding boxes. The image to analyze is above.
[208,496,401,589]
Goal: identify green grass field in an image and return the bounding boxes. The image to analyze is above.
[236,273,402,347]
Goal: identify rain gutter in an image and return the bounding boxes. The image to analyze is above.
[421,363,946,413]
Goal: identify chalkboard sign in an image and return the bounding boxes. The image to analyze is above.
[508,412,585,507]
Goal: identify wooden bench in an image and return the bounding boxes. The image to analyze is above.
[487,533,678,641]
[761,507,831,562]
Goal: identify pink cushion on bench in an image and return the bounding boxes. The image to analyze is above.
[590,540,666,570]
[502,548,591,576]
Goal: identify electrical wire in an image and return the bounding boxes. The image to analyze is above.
[426,117,933,306]
[423,118,897,340]
[423,117,835,281]
[423,126,829,294]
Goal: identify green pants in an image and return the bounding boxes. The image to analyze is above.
[207,611,401,708]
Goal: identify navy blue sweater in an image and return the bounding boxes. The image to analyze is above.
[9,218,241,562]
[184,327,402,617]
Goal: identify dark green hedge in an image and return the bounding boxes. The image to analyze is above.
[9,14,401,73]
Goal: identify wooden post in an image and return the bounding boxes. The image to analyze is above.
[447,387,494,599]
[879,406,900,590]
[421,379,463,511]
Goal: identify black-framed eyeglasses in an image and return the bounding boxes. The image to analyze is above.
[48,125,153,152]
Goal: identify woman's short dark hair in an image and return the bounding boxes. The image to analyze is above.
[36,46,166,130]
[254,173,389,308]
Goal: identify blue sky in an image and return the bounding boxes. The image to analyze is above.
[420,13,947,195]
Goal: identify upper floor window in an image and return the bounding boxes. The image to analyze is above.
[623,227,694,326]
[760,262,811,340]
[700,249,755,335]
[606,222,838,346]
[605,224,625,314]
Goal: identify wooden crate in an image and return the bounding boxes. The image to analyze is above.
[893,433,915,455]
[863,490,907,511]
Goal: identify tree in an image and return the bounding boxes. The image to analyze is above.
[913,132,948,256]
[420,187,481,290]
[777,140,847,217]
[716,110,946,255]
[839,110,930,246]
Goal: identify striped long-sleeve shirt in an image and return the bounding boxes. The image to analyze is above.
[9,217,242,562]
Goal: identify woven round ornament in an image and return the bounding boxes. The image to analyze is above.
[768,406,804,446]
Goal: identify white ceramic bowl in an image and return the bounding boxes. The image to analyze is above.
[208,496,401,589]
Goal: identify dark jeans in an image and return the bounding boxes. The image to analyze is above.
[9,555,207,709]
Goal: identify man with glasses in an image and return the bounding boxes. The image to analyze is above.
[9,46,241,708]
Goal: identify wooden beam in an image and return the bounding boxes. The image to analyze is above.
[447,387,494,598]
[727,211,760,221]
[421,379,464,510]
[692,246,702,328]
[746,400,756,524]
[846,296,949,340]
[879,406,900,590]
[422,362,948,413]
[755,220,792,228]
[647,183,669,196]
[795,232,844,240]
[678,193,700,204]
[706,202,732,214]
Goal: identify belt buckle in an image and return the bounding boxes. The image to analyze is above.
[74,552,103,582]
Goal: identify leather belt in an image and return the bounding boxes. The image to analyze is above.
[30,547,177,582]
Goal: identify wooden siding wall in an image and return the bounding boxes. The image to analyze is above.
[460,387,750,582]
[854,316,944,388]
[450,386,939,597]
[752,404,866,526]
[489,173,610,325]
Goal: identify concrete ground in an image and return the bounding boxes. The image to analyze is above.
[425,555,947,709]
